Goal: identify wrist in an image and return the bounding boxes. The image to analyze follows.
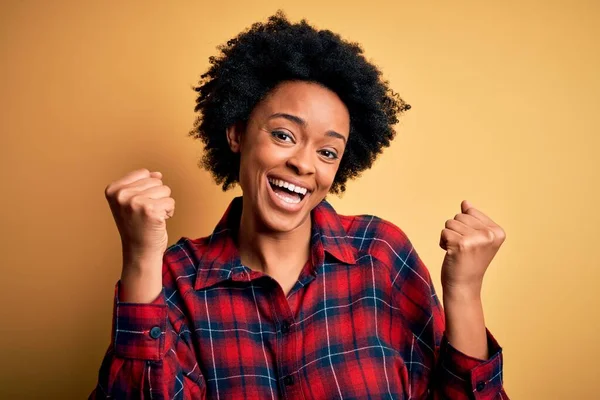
[442,283,482,304]
[120,251,164,304]
[122,247,164,270]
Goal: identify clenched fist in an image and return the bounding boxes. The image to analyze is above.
[439,200,506,295]
[104,168,175,267]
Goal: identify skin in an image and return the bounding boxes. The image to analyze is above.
[110,80,506,361]
[440,200,506,359]
[226,80,350,294]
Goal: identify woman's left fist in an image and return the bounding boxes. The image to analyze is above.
[439,200,506,294]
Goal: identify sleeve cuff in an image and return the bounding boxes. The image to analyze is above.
[111,281,167,361]
[440,328,504,397]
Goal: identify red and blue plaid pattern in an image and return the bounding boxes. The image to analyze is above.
[90,196,508,399]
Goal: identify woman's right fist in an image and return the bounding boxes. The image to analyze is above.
[104,168,175,260]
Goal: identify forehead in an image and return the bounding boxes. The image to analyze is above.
[254,81,350,132]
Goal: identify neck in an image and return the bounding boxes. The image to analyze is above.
[237,204,311,290]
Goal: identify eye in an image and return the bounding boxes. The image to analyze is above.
[319,149,339,160]
[271,130,294,143]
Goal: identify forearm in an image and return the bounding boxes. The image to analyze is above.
[443,288,488,360]
[120,251,163,303]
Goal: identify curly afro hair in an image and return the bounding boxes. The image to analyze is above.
[189,10,411,194]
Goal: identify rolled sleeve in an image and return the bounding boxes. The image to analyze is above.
[111,282,167,361]
[440,328,505,398]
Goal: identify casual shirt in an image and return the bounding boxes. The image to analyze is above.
[90,196,508,399]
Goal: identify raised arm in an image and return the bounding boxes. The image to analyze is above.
[90,168,205,399]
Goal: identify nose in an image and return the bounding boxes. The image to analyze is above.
[286,146,315,176]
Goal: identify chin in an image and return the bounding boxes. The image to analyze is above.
[255,176,316,233]
[260,197,312,233]
[260,210,306,233]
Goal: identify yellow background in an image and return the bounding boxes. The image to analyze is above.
[1,1,599,398]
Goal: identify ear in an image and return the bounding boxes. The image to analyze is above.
[226,122,244,153]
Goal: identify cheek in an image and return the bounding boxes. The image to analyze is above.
[238,143,279,183]
[238,151,261,190]
[317,164,341,191]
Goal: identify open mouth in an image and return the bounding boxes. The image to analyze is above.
[267,177,309,205]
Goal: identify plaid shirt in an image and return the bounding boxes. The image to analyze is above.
[91,196,508,399]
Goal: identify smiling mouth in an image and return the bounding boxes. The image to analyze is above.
[267,177,309,205]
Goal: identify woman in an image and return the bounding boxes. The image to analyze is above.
[92,11,508,399]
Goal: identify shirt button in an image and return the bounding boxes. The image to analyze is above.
[281,321,291,333]
[476,381,486,392]
[149,326,162,339]
[283,375,294,386]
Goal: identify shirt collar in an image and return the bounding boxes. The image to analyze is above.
[193,196,356,291]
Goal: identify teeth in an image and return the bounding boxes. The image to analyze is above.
[274,191,301,204]
[268,178,308,196]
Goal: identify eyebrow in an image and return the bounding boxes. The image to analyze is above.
[268,112,347,144]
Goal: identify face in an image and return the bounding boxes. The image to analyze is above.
[227,80,350,233]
